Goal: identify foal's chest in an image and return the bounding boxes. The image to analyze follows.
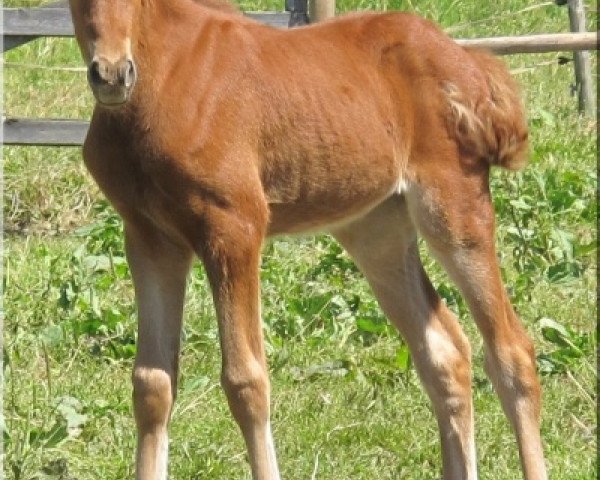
[84,128,209,247]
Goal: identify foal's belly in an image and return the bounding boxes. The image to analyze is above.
[257,63,408,236]
[267,187,397,236]
[264,135,403,236]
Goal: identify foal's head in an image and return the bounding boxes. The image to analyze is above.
[69,0,141,106]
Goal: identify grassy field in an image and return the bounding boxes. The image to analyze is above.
[3,0,597,479]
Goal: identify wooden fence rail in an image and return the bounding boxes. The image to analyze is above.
[3,4,598,146]
[4,6,597,54]
[3,118,90,146]
[456,32,597,55]
[3,7,291,52]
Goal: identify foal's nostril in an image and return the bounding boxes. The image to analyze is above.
[88,60,103,85]
[123,59,137,88]
[87,58,136,104]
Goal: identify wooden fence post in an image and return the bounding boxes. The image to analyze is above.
[567,0,595,116]
[286,0,309,27]
[309,0,335,23]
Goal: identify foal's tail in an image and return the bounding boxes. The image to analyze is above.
[444,49,529,171]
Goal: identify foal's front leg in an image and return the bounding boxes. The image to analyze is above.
[199,209,280,480]
[125,222,193,480]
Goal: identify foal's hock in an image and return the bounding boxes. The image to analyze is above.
[68,0,547,478]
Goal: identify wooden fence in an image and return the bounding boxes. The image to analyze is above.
[3,0,597,146]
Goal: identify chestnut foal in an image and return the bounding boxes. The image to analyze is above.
[69,0,547,478]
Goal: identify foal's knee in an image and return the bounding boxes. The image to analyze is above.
[221,361,269,430]
[133,366,173,429]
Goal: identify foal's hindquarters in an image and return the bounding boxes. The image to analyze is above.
[332,176,545,480]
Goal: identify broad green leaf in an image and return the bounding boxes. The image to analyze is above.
[356,317,388,335]
[56,396,88,438]
[395,344,412,373]
[539,317,571,347]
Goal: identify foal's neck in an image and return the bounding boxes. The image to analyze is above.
[135,0,237,62]
[133,0,239,97]
[136,0,202,64]
[125,0,211,115]
[108,0,236,140]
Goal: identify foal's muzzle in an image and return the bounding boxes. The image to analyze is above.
[88,57,137,106]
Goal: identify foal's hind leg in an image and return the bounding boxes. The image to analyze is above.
[125,221,193,480]
[406,162,547,480]
[333,196,477,480]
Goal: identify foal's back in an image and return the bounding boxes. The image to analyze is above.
[235,13,498,234]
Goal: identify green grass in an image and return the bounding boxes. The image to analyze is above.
[4,1,597,479]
